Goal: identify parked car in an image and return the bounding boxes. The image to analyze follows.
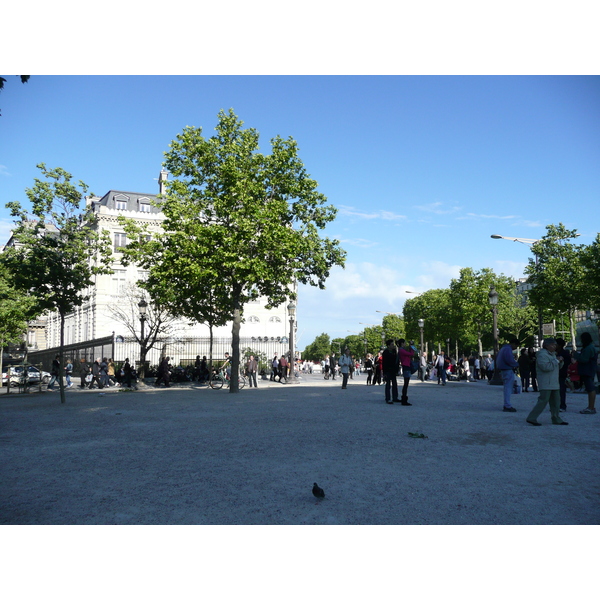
[1,365,52,387]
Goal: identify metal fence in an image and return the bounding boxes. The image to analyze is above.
[28,335,293,374]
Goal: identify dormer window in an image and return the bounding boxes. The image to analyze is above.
[138,197,151,213]
[114,194,129,210]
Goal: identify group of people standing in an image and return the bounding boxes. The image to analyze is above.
[497,333,598,423]
[362,340,416,404]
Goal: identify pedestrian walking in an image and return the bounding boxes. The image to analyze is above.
[246,355,258,387]
[575,332,598,414]
[122,358,133,388]
[397,339,414,405]
[48,354,61,390]
[373,351,383,385]
[526,338,568,426]
[89,358,104,389]
[435,350,447,385]
[330,353,337,380]
[64,358,73,388]
[382,339,398,404]
[364,353,374,385]
[338,348,353,389]
[155,356,171,387]
[496,338,520,412]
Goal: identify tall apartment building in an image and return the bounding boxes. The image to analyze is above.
[14,171,295,351]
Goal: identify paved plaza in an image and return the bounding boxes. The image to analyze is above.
[1,373,599,525]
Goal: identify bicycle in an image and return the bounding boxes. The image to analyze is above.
[209,369,247,390]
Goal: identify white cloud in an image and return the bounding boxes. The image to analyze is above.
[415,260,463,289]
[0,165,10,177]
[456,213,518,220]
[337,237,378,248]
[417,202,462,215]
[296,259,468,347]
[338,204,407,221]
[493,260,528,279]
[517,220,544,228]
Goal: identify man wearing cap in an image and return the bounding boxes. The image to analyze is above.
[496,337,520,412]
[526,338,568,426]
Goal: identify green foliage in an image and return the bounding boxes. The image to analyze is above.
[1,164,113,402]
[524,223,587,346]
[524,224,586,316]
[0,274,37,346]
[341,334,366,358]
[118,109,346,392]
[404,288,454,349]
[362,325,385,354]
[381,314,405,342]
[302,332,332,361]
[581,233,600,311]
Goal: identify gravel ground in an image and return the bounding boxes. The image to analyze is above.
[1,374,599,525]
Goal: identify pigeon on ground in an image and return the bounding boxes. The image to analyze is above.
[312,482,325,499]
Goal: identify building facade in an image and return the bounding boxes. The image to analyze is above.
[36,171,296,352]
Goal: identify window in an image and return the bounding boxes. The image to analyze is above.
[114,233,127,252]
[269,316,282,323]
[138,198,151,212]
[114,194,129,210]
[248,316,260,323]
[112,270,127,295]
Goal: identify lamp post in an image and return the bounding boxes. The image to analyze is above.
[490,234,545,343]
[488,286,502,385]
[138,297,148,381]
[418,318,424,353]
[287,302,299,384]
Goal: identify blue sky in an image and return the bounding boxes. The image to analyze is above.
[1,76,599,349]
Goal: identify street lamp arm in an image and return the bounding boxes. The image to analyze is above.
[491,234,540,245]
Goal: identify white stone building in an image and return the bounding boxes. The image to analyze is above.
[39,171,295,350]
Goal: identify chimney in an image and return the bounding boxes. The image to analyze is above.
[159,169,168,196]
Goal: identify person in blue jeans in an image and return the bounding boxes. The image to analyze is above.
[496,338,520,412]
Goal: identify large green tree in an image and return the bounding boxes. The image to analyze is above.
[0,274,37,385]
[1,164,113,403]
[404,288,454,354]
[119,109,346,392]
[524,223,586,349]
[302,332,332,361]
[581,233,600,312]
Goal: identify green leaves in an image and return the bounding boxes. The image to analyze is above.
[2,164,113,318]
[118,109,346,390]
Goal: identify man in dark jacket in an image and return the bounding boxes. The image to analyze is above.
[382,339,399,404]
[155,356,171,387]
[89,358,104,389]
[330,352,337,380]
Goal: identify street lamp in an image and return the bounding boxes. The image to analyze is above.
[138,297,148,380]
[287,302,299,384]
[488,286,502,385]
[417,318,424,353]
[491,234,545,342]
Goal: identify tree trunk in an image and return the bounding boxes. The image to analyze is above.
[208,325,214,377]
[230,306,241,393]
[59,311,66,404]
[569,309,577,351]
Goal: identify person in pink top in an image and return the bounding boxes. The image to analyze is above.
[397,339,414,406]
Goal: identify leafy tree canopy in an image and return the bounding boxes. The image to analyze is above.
[118,109,346,391]
[1,164,113,402]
